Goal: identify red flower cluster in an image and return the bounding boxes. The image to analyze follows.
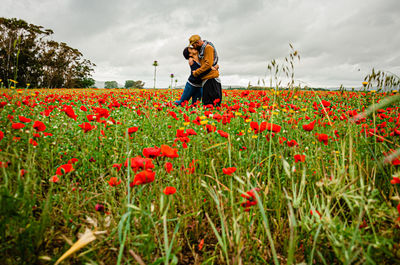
[241,188,260,212]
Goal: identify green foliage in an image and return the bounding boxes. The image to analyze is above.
[125,80,145,89]
[105,81,119,88]
[0,17,95,88]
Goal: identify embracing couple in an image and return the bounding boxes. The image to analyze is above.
[174,35,222,107]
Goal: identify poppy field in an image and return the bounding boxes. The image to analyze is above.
[1,87,400,264]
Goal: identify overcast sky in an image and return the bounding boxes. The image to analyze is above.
[2,0,399,88]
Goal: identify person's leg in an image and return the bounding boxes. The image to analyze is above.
[202,80,213,106]
[175,82,195,106]
[215,79,222,106]
[202,79,222,106]
[192,86,202,105]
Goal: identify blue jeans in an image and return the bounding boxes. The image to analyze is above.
[175,82,202,106]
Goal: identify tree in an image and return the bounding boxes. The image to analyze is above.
[0,17,95,88]
[125,80,145,89]
[125,80,134,88]
[132,80,145,89]
[170,73,174,89]
[104,81,118,88]
[153,60,158,89]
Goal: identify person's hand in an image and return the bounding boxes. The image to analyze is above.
[211,64,219,71]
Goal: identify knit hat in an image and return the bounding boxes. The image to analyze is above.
[189,35,201,46]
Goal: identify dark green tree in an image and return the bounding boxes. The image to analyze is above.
[104,81,118,88]
[125,80,134,88]
[125,80,145,89]
[0,17,95,88]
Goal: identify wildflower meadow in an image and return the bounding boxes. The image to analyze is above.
[1,86,400,264]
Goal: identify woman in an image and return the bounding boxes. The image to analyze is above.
[175,47,218,106]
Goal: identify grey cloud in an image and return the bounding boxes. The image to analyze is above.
[1,0,399,88]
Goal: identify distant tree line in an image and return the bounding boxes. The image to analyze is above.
[104,80,145,89]
[0,17,95,88]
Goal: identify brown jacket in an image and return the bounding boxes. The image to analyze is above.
[192,44,219,80]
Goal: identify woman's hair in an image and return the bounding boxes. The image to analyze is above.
[183,47,190,60]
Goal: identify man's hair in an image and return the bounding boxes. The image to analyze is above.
[183,47,190,60]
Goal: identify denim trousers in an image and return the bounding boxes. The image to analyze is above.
[175,82,202,106]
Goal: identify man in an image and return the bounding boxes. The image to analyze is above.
[189,34,222,107]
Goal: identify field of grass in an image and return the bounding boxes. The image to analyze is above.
[1,87,400,264]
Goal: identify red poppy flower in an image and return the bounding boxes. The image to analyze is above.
[49,175,60,183]
[321,100,331,107]
[317,133,329,145]
[67,158,79,164]
[217,130,229,138]
[265,122,281,133]
[20,169,27,177]
[44,132,53,137]
[143,146,161,158]
[128,126,138,135]
[0,161,10,168]
[205,124,216,133]
[294,154,306,163]
[19,116,32,123]
[186,159,198,174]
[108,177,122,187]
[198,239,204,251]
[12,123,26,129]
[56,164,74,176]
[164,162,173,173]
[161,145,179,158]
[125,156,155,171]
[95,203,104,212]
[78,122,95,133]
[287,139,298,147]
[130,169,155,186]
[29,138,38,146]
[384,150,400,166]
[391,176,400,185]
[250,121,259,133]
[62,105,77,120]
[112,163,123,171]
[0,130,4,141]
[241,188,260,211]
[222,167,237,175]
[80,105,88,111]
[186,128,197,135]
[302,120,316,131]
[33,121,46,132]
[163,186,177,195]
[87,115,96,121]
[169,111,178,120]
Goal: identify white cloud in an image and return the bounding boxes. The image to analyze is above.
[1,0,399,88]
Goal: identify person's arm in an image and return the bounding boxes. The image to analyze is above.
[193,45,213,77]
